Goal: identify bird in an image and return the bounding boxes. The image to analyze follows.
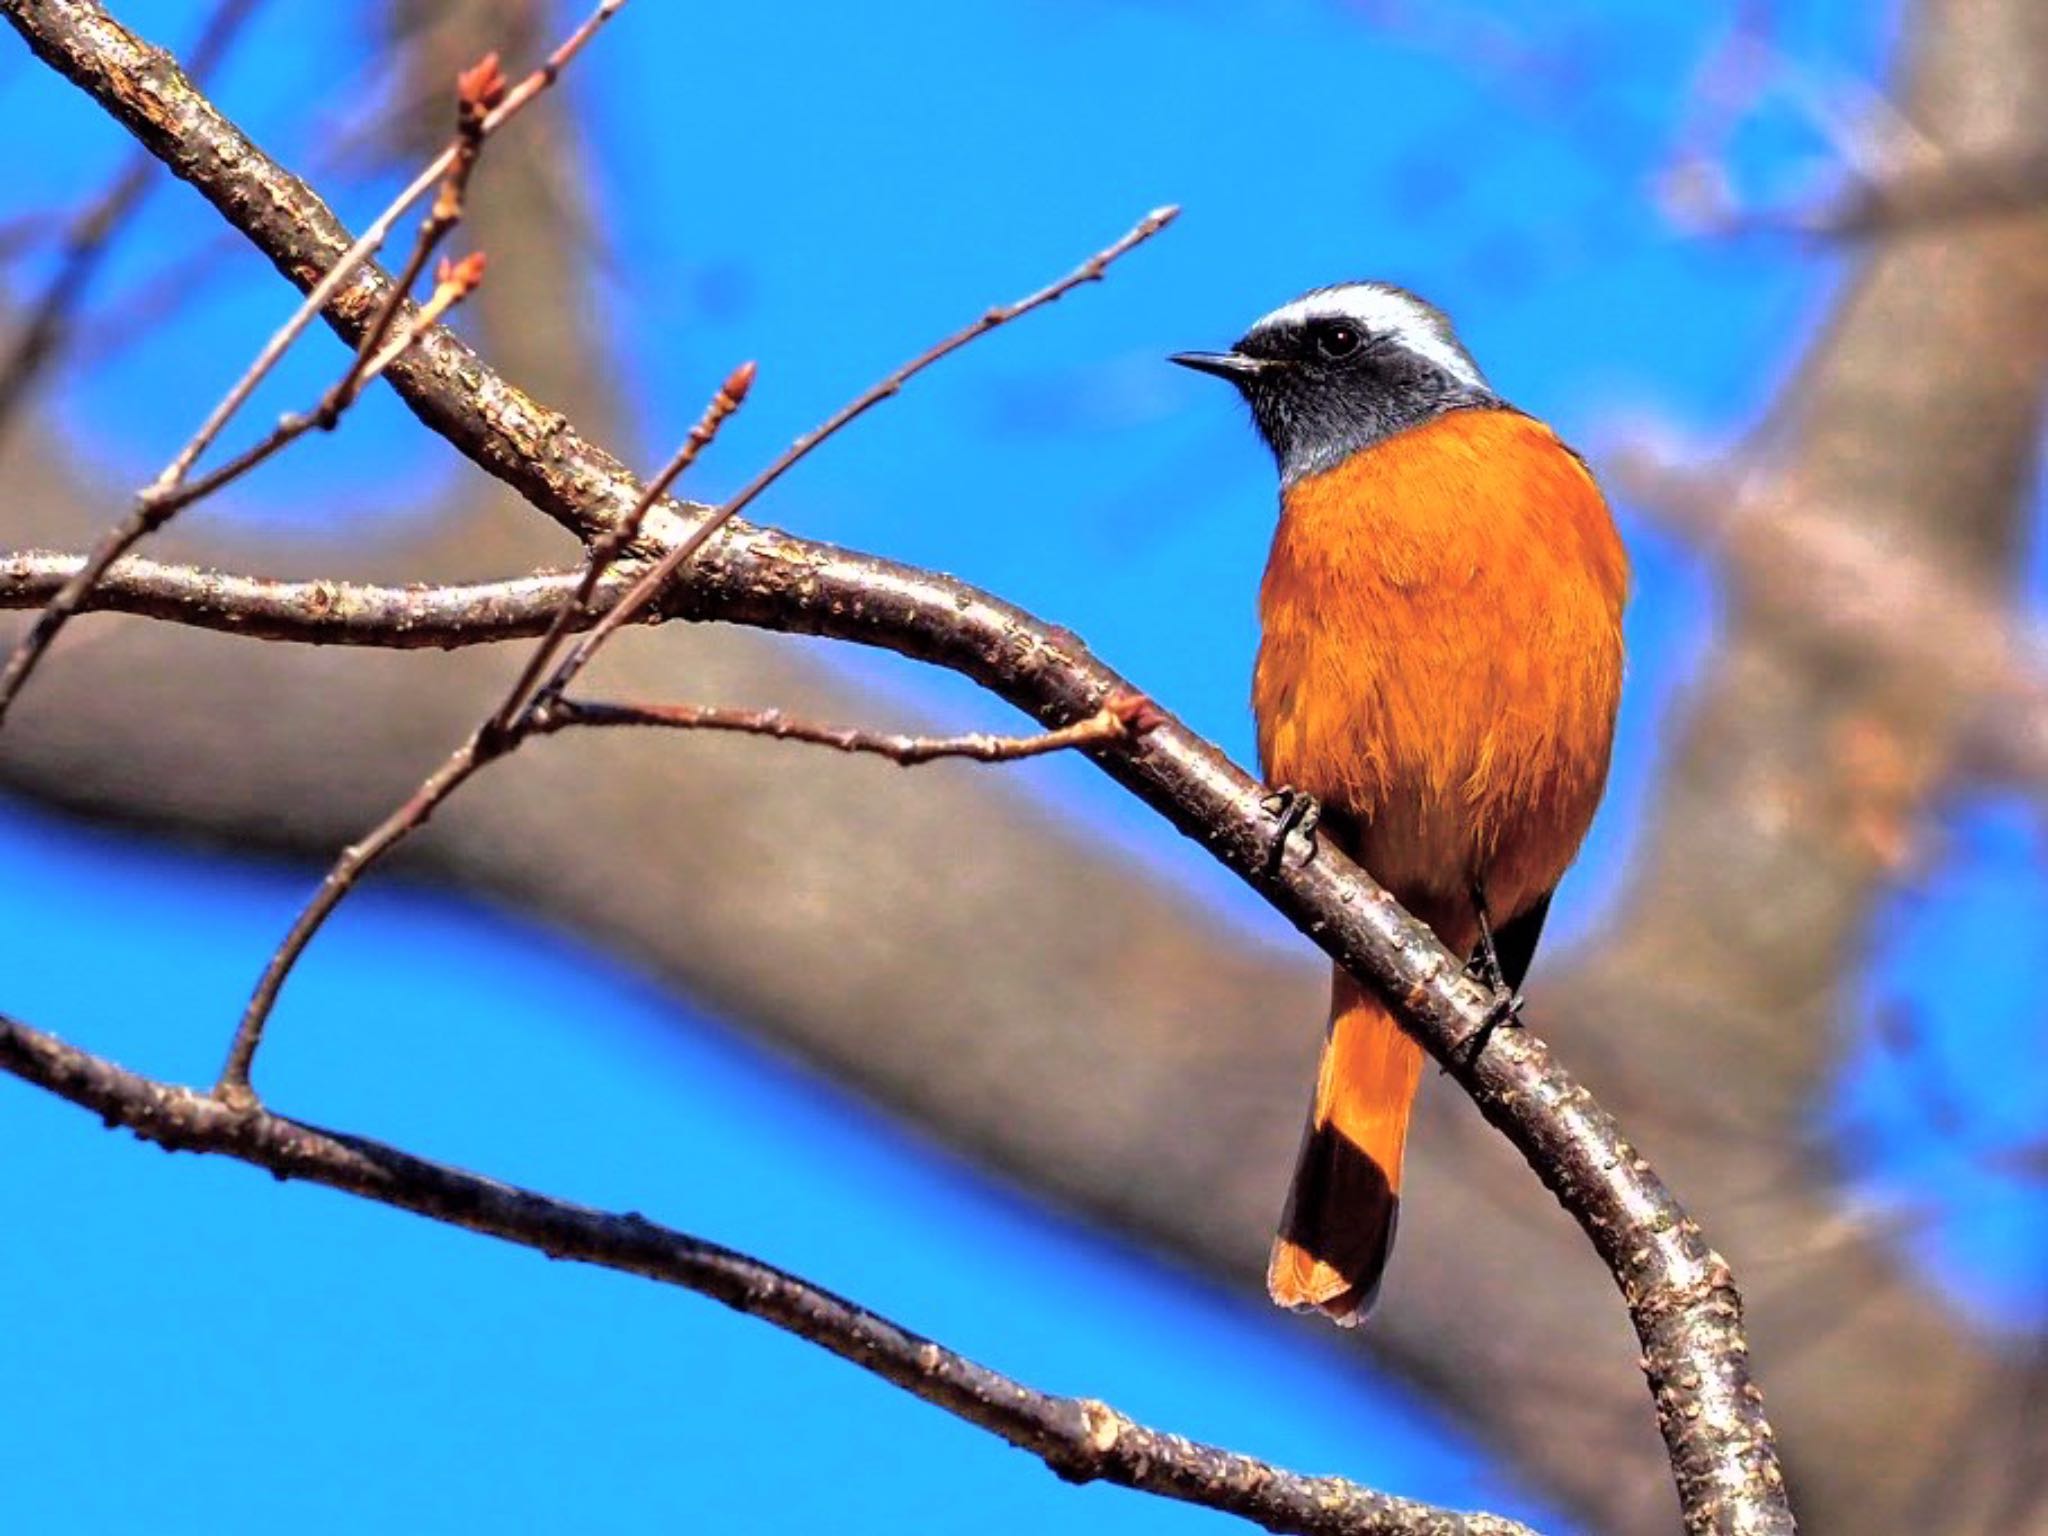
[1171,282,1628,1325]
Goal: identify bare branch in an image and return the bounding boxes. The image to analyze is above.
[0,0,623,729]
[494,358,759,731]
[1807,148,2048,236]
[322,51,502,419]
[0,0,261,438]
[0,251,488,724]
[214,722,488,1103]
[0,552,629,647]
[219,205,1173,1106]
[2,4,1799,1529]
[152,0,623,492]
[1683,148,2048,241]
[534,691,1162,767]
[1653,6,2048,245]
[122,251,490,520]
[0,1013,1539,1536]
[1,0,679,554]
[541,203,1180,694]
[213,351,763,1104]
[1612,444,2048,797]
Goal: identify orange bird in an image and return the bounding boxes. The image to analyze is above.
[1173,283,1628,1324]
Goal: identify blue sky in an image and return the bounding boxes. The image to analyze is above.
[2,1,2041,1531]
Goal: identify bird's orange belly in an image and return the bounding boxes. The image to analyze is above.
[1259,635,1611,932]
[1252,410,1628,945]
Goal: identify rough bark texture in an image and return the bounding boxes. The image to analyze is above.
[0,1013,1546,1536]
[1,10,1809,1528]
[2,0,2042,1531]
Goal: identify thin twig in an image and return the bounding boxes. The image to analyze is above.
[0,254,487,728]
[0,0,625,731]
[215,736,490,1105]
[0,1015,1539,1536]
[0,0,261,439]
[491,360,758,734]
[212,358,756,1106]
[156,0,624,492]
[322,56,502,426]
[541,205,1181,693]
[534,691,1162,766]
[219,688,1159,1105]
[217,208,1173,1106]
[11,10,1799,1526]
[134,253,490,519]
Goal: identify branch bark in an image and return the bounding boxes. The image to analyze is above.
[10,0,2041,1532]
[1545,0,2048,1525]
[0,2,1801,1531]
[0,1013,1539,1536]
[0,550,617,645]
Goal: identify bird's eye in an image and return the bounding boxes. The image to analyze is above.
[1311,321,1363,360]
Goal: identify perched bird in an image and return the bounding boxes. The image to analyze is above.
[1172,283,1628,1324]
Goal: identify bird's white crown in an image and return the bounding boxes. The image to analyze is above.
[1249,282,1486,391]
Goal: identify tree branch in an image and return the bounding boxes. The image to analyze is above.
[0,1013,1537,1536]
[0,3,548,726]
[533,692,1160,767]
[2,0,630,545]
[0,550,628,646]
[0,0,261,439]
[1538,0,2048,1522]
[0,2,1799,1530]
[1610,446,2048,798]
[639,521,1796,1532]
[213,203,1175,1101]
[150,0,623,496]
[212,355,763,1105]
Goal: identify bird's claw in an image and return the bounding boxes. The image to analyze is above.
[1446,984,1525,1073]
[1260,786,1321,878]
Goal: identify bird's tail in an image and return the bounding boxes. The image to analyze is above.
[1267,964,1424,1325]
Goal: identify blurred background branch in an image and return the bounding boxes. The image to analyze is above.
[0,0,259,441]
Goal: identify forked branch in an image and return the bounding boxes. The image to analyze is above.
[0,3,1797,1533]
[216,207,1175,1105]
[0,0,623,729]
[0,1015,1537,1536]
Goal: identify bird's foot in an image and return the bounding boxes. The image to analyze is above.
[1259,786,1321,878]
[1465,940,1506,997]
[1450,983,1525,1072]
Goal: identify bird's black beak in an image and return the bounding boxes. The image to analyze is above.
[1169,350,1271,383]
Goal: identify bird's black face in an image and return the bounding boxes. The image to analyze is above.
[1172,283,1498,485]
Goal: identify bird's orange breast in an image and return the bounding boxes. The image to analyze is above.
[1254,407,1628,943]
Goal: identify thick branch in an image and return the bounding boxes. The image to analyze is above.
[0,0,260,439]
[0,3,1797,1529]
[0,1014,1534,1536]
[657,526,1798,1531]
[3,0,642,548]
[1544,0,2048,1525]
[0,550,624,646]
[1611,450,2048,796]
